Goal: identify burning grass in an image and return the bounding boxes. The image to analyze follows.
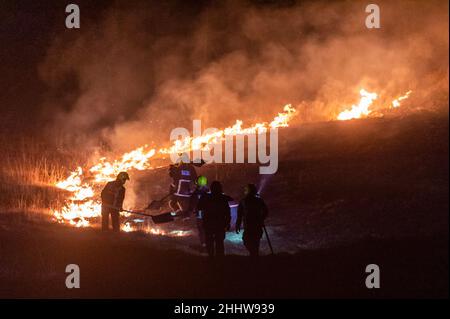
[51,104,298,229]
[0,87,416,228]
[49,89,413,230]
[0,109,447,297]
[0,134,86,216]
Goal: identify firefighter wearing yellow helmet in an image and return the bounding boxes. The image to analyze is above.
[100,171,129,232]
[188,175,210,247]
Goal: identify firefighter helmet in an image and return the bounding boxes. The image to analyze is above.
[197,175,208,187]
[117,171,130,181]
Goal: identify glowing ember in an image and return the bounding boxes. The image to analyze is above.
[52,105,298,233]
[337,89,378,121]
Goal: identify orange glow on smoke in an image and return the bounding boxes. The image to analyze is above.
[53,89,412,232]
[52,105,298,232]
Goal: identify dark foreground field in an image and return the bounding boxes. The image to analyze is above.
[0,111,448,298]
[0,215,447,298]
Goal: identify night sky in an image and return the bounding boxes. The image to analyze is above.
[0,0,106,132]
[0,0,284,134]
[1,0,204,132]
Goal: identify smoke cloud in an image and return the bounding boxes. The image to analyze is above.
[39,0,449,154]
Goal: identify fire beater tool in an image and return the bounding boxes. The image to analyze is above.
[146,193,172,210]
[122,209,175,224]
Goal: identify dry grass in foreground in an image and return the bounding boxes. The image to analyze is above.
[0,134,86,217]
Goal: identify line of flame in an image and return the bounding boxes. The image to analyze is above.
[52,104,298,230]
[337,89,412,121]
[53,88,412,231]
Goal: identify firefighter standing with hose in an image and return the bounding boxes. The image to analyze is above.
[101,171,129,232]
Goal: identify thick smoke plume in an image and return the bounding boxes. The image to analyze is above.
[39,0,449,155]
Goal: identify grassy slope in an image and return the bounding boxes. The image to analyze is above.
[0,111,448,298]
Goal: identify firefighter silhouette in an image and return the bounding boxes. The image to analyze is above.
[101,172,129,232]
[236,184,269,257]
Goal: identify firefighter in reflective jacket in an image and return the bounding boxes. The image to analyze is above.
[169,162,198,197]
[168,153,205,213]
[101,172,129,232]
[236,184,268,257]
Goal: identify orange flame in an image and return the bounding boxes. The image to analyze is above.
[337,89,378,121]
[52,105,298,232]
[159,104,296,155]
[337,89,412,121]
[391,90,412,108]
